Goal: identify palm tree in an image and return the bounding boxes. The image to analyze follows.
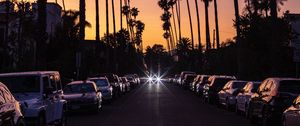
[233,0,240,46]
[171,5,178,44]
[62,0,66,11]
[120,0,123,29]
[202,0,212,50]
[112,0,116,37]
[186,0,194,50]
[106,0,109,43]
[95,0,100,41]
[79,0,85,41]
[194,0,201,50]
[176,0,181,40]
[213,0,220,49]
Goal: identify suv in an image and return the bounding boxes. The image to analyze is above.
[0,71,67,126]
[203,75,236,104]
[248,78,300,126]
[0,82,25,126]
[182,74,197,89]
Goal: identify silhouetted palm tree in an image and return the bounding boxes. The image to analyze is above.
[106,0,109,43]
[112,0,117,37]
[213,0,220,49]
[95,0,100,41]
[202,0,212,50]
[194,0,201,50]
[176,0,181,41]
[186,0,194,50]
[79,0,85,41]
[171,5,178,44]
[233,0,240,46]
[120,0,123,29]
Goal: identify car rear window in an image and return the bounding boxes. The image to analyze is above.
[278,80,300,94]
[64,83,96,94]
[232,82,247,89]
[213,78,233,88]
[92,79,109,87]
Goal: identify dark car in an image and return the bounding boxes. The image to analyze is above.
[63,81,102,113]
[236,81,261,117]
[0,82,25,126]
[88,77,113,101]
[248,78,300,126]
[196,75,210,96]
[179,71,196,86]
[203,75,236,104]
[182,74,197,89]
[121,77,131,92]
[218,80,248,109]
[99,73,122,97]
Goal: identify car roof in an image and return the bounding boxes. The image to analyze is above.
[267,77,300,82]
[0,71,59,77]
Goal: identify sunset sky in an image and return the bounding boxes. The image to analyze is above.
[34,0,300,49]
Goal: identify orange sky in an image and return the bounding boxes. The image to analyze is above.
[34,0,300,49]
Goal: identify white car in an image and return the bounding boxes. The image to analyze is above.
[218,80,248,109]
[283,95,300,126]
[0,71,67,126]
[88,77,113,100]
[236,81,261,116]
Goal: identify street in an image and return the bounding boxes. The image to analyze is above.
[68,82,252,126]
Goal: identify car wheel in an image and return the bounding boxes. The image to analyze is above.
[248,103,256,124]
[282,116,287,126]
[56,110,67,126]
[36,114,46,126]
[235,104,241,115]
[16,118,26,126]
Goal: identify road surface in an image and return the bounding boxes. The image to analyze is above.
[68,82,252,126]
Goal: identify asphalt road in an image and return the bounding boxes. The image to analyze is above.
[68,82,253,126]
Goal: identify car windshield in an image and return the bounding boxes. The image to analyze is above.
[213,78,233,88]
[278,80,300,94]
[93,79,109,87]
[186,76,196,81]
[64,83,95,94]
[232,82,247,89]
[0,76,40,93]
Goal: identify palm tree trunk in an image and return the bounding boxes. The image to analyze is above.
[204,0,211,50]
[106,0,109,43]
[171,6,178,44]
[186,0,194,50]
[270,0,278,19]
[112,0,116,36]
[95,0,100,41]
[234,0,240,46]
[195,0,202,50]
[120,0,123,29]
[213,0,220,49]
[176,0,182,41]
[79,0,86,41]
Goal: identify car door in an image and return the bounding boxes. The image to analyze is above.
[49,74,64,121]
[219,82,230,104]
[42,76,56,123]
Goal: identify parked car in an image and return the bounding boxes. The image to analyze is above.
[126,76,137,88]
[248,78,300,126]
[120,77,131,92]
[0,71,67,126]
[182,74,197,89]
[179,71,196,86]
[196,75,210,96]
[203,75,236,104]
[88,77,113,101]
[283,95,300,126]
[99,73,122,97]
[190,75,202,92]
[218,80,248,109]
[118,77,126,94]
[63,81,102,113]
[236,81,261,116]
[173,74,180,84]
[0,82,25,126]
